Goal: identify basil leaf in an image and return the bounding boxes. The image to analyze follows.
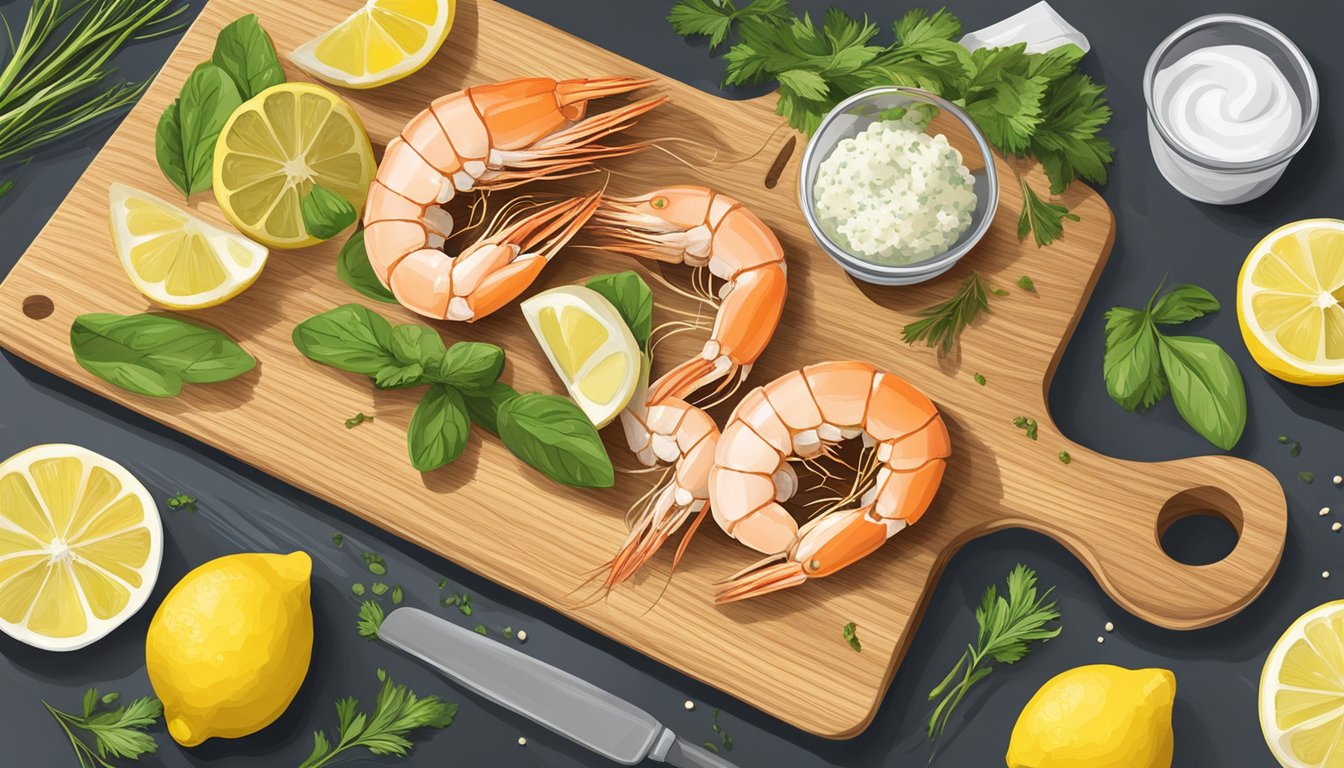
[374,363,425,390]
[154,101,188,196]
[211,14,284,100]
[155,63,241,196]
[301,184,358,240]
[71,313,254,397]
[389,324,447,367]
[435,342,505,391]
[292,304,396,376]
[586,271,652,351]
[1150,284,1220,325]
[1102,307,1166,411]
[337,230,398,304]
[408,384,470,471]
[497,394,614,488]
[1157,334,1246,450]
[461,382,520,436]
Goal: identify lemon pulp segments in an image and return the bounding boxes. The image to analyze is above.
[213,83,375,248]
[522,286,641,427]
[1240,220,1344,384]
[289,0,456,89]
[0,445,161,651]
[110,184,267,309]
[1262,602,1344,767]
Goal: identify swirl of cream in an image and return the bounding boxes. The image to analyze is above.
[1153,44,1302,162]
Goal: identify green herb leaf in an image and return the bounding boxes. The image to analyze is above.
[1011,416,1039,440]
[842,621,861,652]
[667,0,790,49]
[435,342,506,391]
[332,532,345,547]
[1157,334,1246,450]
[1300,471,1315,484]
[902,272,995,354]
[44,689,163,766]
[356,600,384,639]
[461,382,521,436]
[1277,435,1289,444]
[973,372,986,386]
[352,583,365,596]
[211,14,284,100]
[1031,70,1114,193]
[71,313,254,397]
[166,492,197,513]
[927,565,1060,746]
[1058,450,1071,464]
[503,627,514,639]
[1017,276,1035,292]
[337,230,399,303]
[1150,284,1220,325]
[1016,177,1078,247]
[392,586,404,605]
[408,384,470,472]
[155,63,241,196]
[1102,307,1166,411]
[585,271,653,351]
[1289,442,1302,457]
[474,624,487,635]
[302,184,358,240]
[345,412,374,429]
[497,394,614,488]
[293,304,397,376]
[299,671,456,768]
[371,582,388,596]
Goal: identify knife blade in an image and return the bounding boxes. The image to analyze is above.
[379,608,739,768]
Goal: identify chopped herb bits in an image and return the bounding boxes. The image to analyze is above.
[973,372,987,386]
[166,493,197,513]
[332,532,344,547]
[1301,472,1315,484]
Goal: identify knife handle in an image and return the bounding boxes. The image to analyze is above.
[663,736,741,768]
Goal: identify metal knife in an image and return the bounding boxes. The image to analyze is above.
[379,608,739,768]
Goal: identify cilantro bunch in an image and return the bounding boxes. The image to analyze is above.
[669,2,1114,246]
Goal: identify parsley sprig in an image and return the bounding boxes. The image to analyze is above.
[43,689,162,768]
[299,670,456,768]
[668,2,1112,246]
[927,565,1060,749]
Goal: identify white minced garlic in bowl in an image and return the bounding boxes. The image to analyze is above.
[813,115,977,265]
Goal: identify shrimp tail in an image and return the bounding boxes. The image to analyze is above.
[648,356,731,405]
[713,558,806,604]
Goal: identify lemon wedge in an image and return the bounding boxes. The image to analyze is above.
[522,285,641,427]
[1238,219,1344,386]
[0,444,162,651]
[213,83,375,249]
[1260,601,1344,767]
[288,0,456,89]
[109,183,267,309]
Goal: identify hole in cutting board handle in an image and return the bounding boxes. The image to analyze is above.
[22,294,53,320]
[1157,486,1242,566]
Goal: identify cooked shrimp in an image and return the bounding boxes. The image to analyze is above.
[603,395,718,588]
[363,76,665,321]
[709,361,950,602]
[588,186,787,405]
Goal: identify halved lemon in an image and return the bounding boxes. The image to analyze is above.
[1260,600,1344,767]
[521,285,641,428]
[288,0,456,89]
[213,83,376,249]
[109,183,268,309]
[1238,219,1344,386]
[0,445,162,651]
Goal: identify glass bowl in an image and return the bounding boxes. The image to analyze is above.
[799,86,999,286]
[1143,14,1318,205]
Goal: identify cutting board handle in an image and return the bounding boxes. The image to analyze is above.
[1027,452,1286,630]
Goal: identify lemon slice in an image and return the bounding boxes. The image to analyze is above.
[109,183,268,309]
[521,285,641,427]
[1260,600,1344,767]
[1238,219,1344,386]
[0,445,162,651]
[213,83,376,249]
[288,0,456,89]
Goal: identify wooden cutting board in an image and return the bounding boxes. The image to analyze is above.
[0,0,1287,738]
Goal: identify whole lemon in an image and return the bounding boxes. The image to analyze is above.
[146,551,314,747]
[1006,664,1175,768]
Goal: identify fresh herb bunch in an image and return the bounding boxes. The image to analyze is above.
[1103,279,1246,450]
[927,564,1060,750]
[70,312,256,397]
[901,271,1000,354]
[292,304,614,487]
[0,0,186,192]
[43,688,162,768]
[668,2,1113,246]
[299,669,456,768]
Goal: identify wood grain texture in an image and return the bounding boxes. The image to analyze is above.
[0,0,1286,738]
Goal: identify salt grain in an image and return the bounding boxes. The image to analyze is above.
[1096,636,1105,644]
[518,737,527,746]
[1335,475,1342,485]
[1325,571,1332,579]
[1323,507,1333,516]
[1333,522,1341,532]
[1104,621,1114,632]
[684,700,695,711]
[516,630,528,642]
